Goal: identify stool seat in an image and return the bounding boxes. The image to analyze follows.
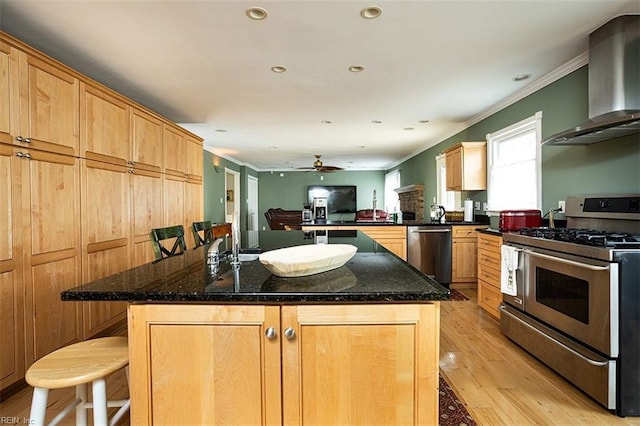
[26,337,128,389]
[25,336,129,426]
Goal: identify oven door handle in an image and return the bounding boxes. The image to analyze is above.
[525,250,610,271]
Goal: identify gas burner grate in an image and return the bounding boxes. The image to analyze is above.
[519,227,640,248]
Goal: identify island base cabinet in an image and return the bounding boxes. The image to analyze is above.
[128,303,440,425]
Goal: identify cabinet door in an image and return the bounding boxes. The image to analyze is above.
[184,181,203,245]
[281,304,439,425]
[131,169,163,266]
[80,83,130,164]
[185,135,203,181]
[452,238,478,282]
[0,41,13,138]
[128,304,282,425]
[0,143,25,389]
[80,158,130,337]
[162,125,186,177]
[18,55,79,157]
[163,173,185,228]
[131,108,162,172]
[21,149,82,362]
[445,147,462,191]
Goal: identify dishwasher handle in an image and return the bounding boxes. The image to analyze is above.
[410,229,451,233]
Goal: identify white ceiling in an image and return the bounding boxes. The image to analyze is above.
[1,1,638,171]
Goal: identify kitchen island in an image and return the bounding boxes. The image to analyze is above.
[62,230,448,425]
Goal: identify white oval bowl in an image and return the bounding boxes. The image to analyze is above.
[259,244,357,277]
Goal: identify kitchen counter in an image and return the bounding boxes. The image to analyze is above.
[301,220,489,227]
[62,230,449,303]
[66,230,446,424]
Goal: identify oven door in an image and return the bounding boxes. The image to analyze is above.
[523,247,618,356]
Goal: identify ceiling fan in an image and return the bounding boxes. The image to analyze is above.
[297,155,344,172]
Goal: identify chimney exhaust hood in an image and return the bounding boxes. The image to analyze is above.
[543,15,639,146]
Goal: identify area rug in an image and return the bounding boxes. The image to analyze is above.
[439,375,477,426]
[448,288,469,301]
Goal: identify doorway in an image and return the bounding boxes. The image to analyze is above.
[224,168,240,226]
[247,176,259,248]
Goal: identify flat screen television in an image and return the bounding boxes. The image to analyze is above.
[308,185,357,214]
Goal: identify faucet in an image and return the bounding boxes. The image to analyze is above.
[231,222,241,271]
[372,189,377,221]
[207,238,225,274]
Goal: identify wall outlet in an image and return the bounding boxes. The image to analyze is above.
[558,200,565,213]
[474,201,480,210]
[483,202,488,211]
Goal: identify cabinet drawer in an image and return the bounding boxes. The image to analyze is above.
[478,280,502,319]
[478,233,502,253]
[361,226,407,240]
[453,226,477,239]
[478,247,500,266]
[478,262,500,287]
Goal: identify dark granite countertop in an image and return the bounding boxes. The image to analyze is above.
[301,220,489,227]
[62,230,449,303]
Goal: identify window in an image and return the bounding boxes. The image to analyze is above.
[435,154,461,211]
[486,112,542,211]
[384,169,401,213]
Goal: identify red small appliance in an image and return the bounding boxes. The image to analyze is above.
[499,210,542,231]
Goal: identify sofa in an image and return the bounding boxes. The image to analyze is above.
[264,208,303,230]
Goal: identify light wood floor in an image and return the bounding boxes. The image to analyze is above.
[1,291,638,425]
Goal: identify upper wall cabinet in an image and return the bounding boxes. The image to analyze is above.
[13,49,79,157]
[0,41,13,138]
[444,142,487,191]
[163,124,203,183]
[131,107,163,173]
[80,82,130,165]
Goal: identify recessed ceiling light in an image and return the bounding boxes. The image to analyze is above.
[356,145,366,148]
[215,129,227,132]
[371,120,382,124]
[320,120,332,124]
[348,65,365,73]
[513,74,531,82]
[419,120,430,124]
[271,65,287,73]
[268,146,278,149]
[246,7,268,20]
[404,127,415,131]
[360,6,382,19]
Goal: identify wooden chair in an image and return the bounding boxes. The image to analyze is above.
[25,336,129,426]
[191,220,213,248]
[150,225,187,261]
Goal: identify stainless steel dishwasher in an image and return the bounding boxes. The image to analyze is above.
[407,226,452,285]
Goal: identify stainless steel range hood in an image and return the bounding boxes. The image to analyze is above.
[543,15,639,146]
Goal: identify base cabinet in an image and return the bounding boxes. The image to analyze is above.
[128,303,440,425]
[451,226,478,285]
[477,232,503,319]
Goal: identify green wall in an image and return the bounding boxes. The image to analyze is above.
[390,66,640,218]
[203,65,640,233]
[257,170,385,229]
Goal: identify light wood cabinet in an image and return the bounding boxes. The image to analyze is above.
[128,303,440,425]
[0,31,204,392]
[477,232,503,319]
[444,142,486,191]
[19,148,83,364]
[451,225,478,284]
[359,226,407,260]
[0,142,25,390]
[13,50,80,157]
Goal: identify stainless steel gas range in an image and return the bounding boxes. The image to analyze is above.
[500,194,640,417]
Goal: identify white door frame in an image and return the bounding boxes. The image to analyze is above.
[247,175,259,248]
[224,168,240,225]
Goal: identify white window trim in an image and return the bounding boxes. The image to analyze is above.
[384,169,401,213]
[486,111,542,212]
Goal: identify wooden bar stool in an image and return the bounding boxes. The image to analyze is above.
[25,336,130,426]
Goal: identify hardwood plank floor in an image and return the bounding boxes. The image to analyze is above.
[1,292,638,425]
[441,288,638,425]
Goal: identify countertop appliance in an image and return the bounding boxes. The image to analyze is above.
[429,204,446,223]
[312,197,327,223]
[407,225,452,285]
[500,194,640,417]
[498,209,541,231]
